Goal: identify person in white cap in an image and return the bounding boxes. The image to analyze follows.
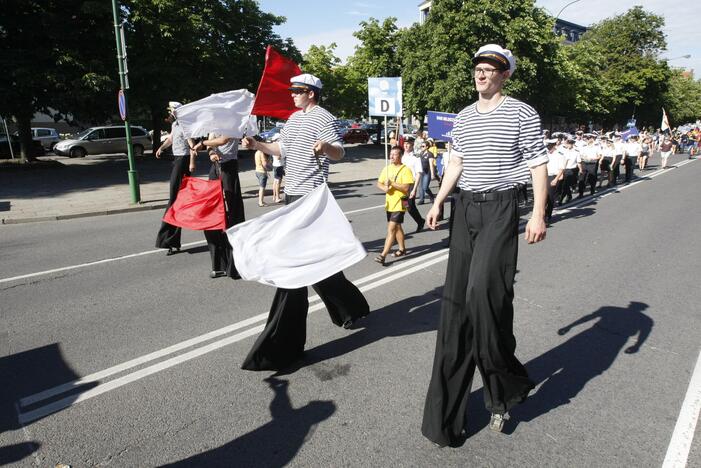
[240,73,370,371]
[421,44,548,445]
[155,101,199,255]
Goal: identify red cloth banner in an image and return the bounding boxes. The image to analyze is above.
[163,177,226,231]
[250,46,302,120]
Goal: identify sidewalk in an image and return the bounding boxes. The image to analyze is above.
[0,146,389,224]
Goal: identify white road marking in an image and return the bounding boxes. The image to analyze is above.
[17,250,450,423]
[662,349,701,468]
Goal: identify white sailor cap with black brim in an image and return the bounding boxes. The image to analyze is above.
[472,44,517,75]
[289,73,323,93]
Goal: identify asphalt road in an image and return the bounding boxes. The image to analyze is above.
[1,158,700,467]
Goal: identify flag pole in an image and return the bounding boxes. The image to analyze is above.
[384,115,388,173]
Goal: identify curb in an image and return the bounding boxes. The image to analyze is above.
[0,177,380,225]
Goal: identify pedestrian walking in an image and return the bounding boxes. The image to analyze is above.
[375,145,414,265]
[155,101,198,255]
[421,44,548,446]
[254,149,271,206]
[418,141,436,204]
[560,136,580,204]
[401,136,426,231]
[624,135,641,182]
[578,135,601,197]
[271,152,285,203]
[545,138,565,223]
[239,73,370,371]
[198,132,245,279]
[659,136,674,169]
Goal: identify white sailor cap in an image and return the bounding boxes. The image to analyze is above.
[289,73,323,91]
[472,44,517,75]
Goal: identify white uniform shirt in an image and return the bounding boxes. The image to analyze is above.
[626,142,642,157]
[561,147,581,169]
[546,149,566,176]
[613,141,626,156]
[580,145,600,162]
[401,151,423,179]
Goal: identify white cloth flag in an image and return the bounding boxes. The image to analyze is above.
[227,184,367,288]
[175,90,259,139]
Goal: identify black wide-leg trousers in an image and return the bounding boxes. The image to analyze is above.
[241,193,370,371]
[156,155,191,249]
[421,188,534,447]
[204,160,245,278]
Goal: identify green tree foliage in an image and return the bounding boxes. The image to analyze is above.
[0,0,116,161]
[396,0,566,126]
[566,6,670,127]
[663,70,701,126]
[123,0,300,146]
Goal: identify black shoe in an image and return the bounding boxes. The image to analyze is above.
[166,247,180,256]
[210,270,226,278]
[342,311,370,329]
[416,220,425,233]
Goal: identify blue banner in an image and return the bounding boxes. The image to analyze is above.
[427,111,457,142]
[620,126,639,142]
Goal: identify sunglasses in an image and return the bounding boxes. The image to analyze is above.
[290,89,310,95]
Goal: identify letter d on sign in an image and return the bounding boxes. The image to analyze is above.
[375,98,395,115]
[381,100,389,112]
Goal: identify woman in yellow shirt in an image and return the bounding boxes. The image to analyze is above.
[375,146,415,265]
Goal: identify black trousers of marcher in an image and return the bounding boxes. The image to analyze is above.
[406,196,424,229]
[156,155,190,249]
[241,193,370,371]
[559,168,577,203]
[624,156,636,182]
[204,159,245,278]
[610,155,622,186]
[578,162,598,197]
[545,175,557,221]
[421,188,534,447]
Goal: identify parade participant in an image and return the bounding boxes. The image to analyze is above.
[578,135,601,197]
[155,101,199,255]
[639,135,651,170]
[599,137,615,186]
[612,133,625,186]
[659,136,674,169]
[197,132,245,279]
[421,44,548,446]
[239,73,370,371]
[375,146,414,265]
[624,135,642,182]
[560,135,580,204]
[545,138,565,223]
[401,136,426,231]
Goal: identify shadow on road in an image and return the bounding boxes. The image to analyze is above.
[0,342,97,465]
[160,376,335,467]
[458,301,653,438]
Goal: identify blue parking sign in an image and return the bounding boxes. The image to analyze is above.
[368,78,402,117]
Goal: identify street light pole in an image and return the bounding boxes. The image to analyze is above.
[111,0,141,204]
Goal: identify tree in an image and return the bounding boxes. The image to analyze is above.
[123,0,300,148]
[0,0,116,162]
[566,6,670,127]
[663,70,701,127]
[397,0,566,127]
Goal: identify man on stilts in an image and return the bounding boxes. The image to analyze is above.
[240,74,370,371]
[421,44,548,446]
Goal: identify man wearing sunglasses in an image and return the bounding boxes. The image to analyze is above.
[240,74,370,371]
[422,44,549,446]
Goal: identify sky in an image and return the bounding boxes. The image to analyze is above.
[257,0,700,75]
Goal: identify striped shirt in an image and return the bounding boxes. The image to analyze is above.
[451,96,548,192]
[279,105,343,195]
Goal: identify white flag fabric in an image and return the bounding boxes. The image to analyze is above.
[227,184,367,289]
[175,90,259,139]
[661,107,671,132]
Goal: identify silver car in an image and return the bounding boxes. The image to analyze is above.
[53,125,152,158]
[31,127,61,151]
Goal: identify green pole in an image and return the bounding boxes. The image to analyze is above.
[111,0,140,203]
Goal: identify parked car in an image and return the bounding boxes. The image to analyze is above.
[342,128,370,144]
[0,135,46,158]
[29,127,61,150]
[52,125,152,158]
[257,126,282,143]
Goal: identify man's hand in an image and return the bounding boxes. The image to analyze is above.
[209,152,220,162]
[189,162,196,172]
[524,216,546,244]
[425,204,441,230]
[241,137,257,150]
[313,140,327,156]
[155,146,163,158]
[409,189,416,199]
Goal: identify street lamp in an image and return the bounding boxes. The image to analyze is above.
[555,0,583,21]
[668,54,691,61]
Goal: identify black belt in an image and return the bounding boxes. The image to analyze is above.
[459,187,518,202]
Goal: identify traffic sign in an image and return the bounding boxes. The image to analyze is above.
[368,78,402,117]
[118,89,127,121]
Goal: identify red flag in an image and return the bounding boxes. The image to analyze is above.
[251,46,302,120]
[163,177,226,231]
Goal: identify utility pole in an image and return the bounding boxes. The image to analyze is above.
[111,0,141,203]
